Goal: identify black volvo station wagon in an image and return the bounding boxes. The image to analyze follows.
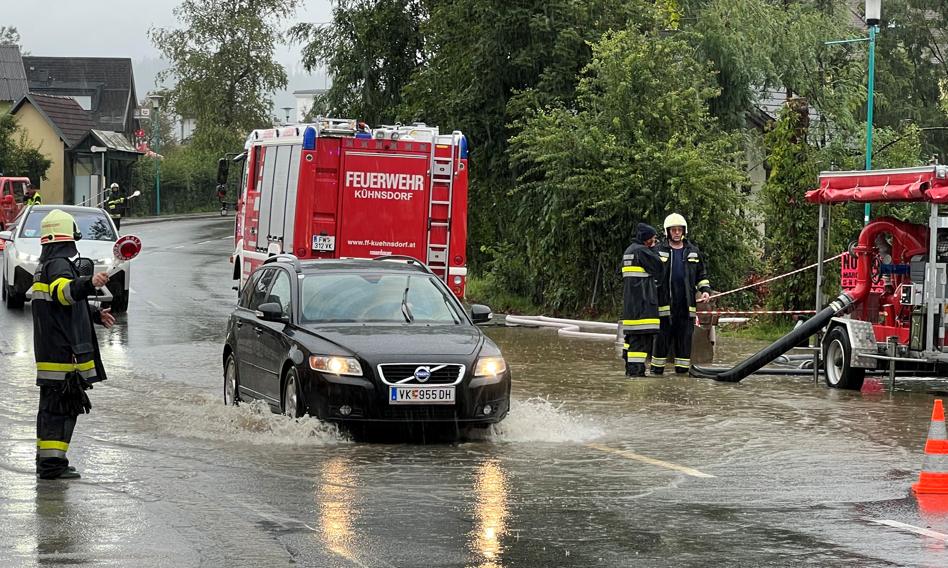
[222,255,510,426]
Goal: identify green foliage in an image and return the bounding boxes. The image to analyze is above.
[0,26,21,46]
[151,0,300,141]
[400,0,652,270]
[0,114,51,184]
[684,0,867,133]
[129,141,229,216]
[505,28,756,314]
[290,0,425,126]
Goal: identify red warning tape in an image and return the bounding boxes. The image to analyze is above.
[702,310,817,316]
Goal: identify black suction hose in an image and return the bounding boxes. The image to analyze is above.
[691,293,855,382]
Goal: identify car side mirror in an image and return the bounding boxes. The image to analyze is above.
[216,158,230,186]
[257,302,288,323]
[73,257,94,277]
[0,230,11,242]
[470,304,492,324]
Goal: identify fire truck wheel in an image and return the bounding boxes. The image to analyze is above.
[823,326,865,390]
[282,367,303,418]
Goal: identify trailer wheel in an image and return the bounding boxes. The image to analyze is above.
[824,326,865,390]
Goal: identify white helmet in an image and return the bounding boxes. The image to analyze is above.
[663,213,687,235]
[110,182,119,189]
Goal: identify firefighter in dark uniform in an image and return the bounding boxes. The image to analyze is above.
[105,182,127,230]
[32,209,115,480]
[621,223,662,377]
[651,213,711,375]
[25,183,42,206]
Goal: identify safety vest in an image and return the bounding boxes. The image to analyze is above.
[25,193,42,206]
[31,248,107,385]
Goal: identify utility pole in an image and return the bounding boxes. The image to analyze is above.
[825,0,881,226]
[149,94,163,216]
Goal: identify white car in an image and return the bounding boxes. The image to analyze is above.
[0,205,132,312]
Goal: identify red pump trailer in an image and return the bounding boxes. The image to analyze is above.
[224,119,470,298]
[806,165,948,389]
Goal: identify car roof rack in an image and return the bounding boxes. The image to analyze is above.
[263,253,302,273]
[372,255,434,275]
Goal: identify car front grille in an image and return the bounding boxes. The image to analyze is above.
[377,406,459,421]
[377,363,465,385]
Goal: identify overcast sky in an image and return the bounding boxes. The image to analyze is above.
[6,0,333,109]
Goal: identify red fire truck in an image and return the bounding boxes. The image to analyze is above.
[219,119,470,298]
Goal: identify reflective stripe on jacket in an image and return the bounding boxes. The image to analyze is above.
[621,241,662,334]
[657,240,711,319]
[31,248,107,386]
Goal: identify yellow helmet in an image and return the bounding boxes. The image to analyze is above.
[40,209,80,245]
[663,213,687,235]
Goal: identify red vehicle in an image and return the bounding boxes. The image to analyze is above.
[220,119,470,298]
[0,177,31,231]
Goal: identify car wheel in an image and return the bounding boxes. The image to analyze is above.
[224,353,241,406]
[5,273,23,309]
[108,282,129,313]
[823,326,865,390]
[282,367,303,418]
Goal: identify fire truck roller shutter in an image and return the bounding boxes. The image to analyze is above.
[283,145,302,252]
[267,144,293,251]
[258,146,278,250]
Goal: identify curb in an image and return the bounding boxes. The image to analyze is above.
[122,212,230,226]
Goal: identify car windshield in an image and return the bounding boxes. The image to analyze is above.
[19,210,116,241]
[301,272,464,324]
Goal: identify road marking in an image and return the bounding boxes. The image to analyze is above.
[872,520,948,541]
[173,245,185,249]
[587,443,715,478]
[220,236,231,240]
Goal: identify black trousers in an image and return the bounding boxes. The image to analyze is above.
[652,314,694,375]
[623,332,655,377]
[36,386,77,479]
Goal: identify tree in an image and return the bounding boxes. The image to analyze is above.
[290,0,426,126]
[150,0,300,143]
[0,114,52,184]
[683,0,867,135]
[400,0,651,269]
[0,26,20,46]
[506,27,756,312]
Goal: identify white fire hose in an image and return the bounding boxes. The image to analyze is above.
[504,315,619,341]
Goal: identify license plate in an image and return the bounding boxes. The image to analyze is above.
[312,235,335,251]
[389,386,455,405]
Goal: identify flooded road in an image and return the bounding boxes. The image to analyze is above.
[1,217,947,567]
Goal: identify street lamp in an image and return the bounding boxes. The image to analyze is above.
[148,93,163,216]
[282,106,293,125]
[826,0,881,226]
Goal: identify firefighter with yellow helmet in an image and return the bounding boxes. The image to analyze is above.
[32,209,115,480]
[651,213,711,375]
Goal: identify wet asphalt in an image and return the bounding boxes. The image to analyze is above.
[1,217,948,567]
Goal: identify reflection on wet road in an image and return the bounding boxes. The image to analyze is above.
[1,217,947,566]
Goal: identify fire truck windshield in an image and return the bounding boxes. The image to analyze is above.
[301,272,464,324]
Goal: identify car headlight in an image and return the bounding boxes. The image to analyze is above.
[309,355,363,376]
[16,251,39,263]
[474,356,507,377]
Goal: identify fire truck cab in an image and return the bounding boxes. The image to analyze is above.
[222,118,470,299]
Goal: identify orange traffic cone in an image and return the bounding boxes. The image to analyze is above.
[913,399,948,495]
